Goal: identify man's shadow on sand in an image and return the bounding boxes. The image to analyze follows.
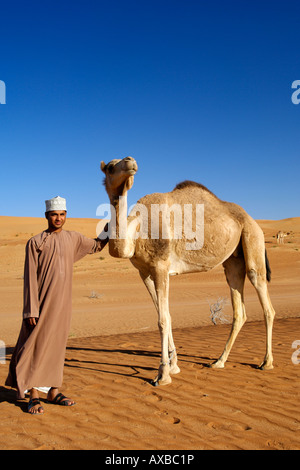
[64,346,161,384]
[0,347,29,413]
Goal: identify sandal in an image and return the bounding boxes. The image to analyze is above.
[28,398,44,414]
[47,392,76,406]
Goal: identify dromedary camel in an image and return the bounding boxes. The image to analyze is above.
[276,231,288,244]
[99,156,276,386]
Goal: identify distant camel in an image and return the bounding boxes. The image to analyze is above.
[100,156,276,386]
[276,231,288,244]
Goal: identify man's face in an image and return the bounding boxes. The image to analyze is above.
[46,211,67,231]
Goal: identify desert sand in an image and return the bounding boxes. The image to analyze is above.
[0,215,299,450]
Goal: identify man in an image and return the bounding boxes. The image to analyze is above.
[6,196,108,414]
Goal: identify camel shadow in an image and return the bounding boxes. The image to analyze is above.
[65,345,258,384]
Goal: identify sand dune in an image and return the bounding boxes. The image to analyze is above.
[0,216,299,450]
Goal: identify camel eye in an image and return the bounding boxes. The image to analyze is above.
[107,164,114,173]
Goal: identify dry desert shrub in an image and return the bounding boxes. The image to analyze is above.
[209,297,231,325]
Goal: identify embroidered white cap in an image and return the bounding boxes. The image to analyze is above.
[45,196,67,212]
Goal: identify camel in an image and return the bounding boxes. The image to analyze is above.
[99,156,276,386]
[276,231,288,244]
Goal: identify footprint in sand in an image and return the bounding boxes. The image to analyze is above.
[155,410,181,424]
[266,439,288,450]
[143,391,162,402]
[207,421,251,431]
[119,342,138,348]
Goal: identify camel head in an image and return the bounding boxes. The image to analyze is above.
[101,156,138,200]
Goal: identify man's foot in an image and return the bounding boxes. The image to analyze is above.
[28,398,44,415]
[47,388,76,406]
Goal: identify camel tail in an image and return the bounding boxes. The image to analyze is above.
[265,250,271,282]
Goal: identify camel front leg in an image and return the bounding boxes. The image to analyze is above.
[167,323,180,375]
[152,270,172,386]
[139,271,180,379]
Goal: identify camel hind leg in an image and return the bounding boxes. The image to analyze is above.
[246,265,275,369]
[254,280,275,369]
[211,251,247,368]
[242,221,276,370]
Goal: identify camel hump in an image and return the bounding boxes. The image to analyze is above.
[173,180,218,198]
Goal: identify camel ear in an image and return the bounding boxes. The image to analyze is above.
[100,161,106,172]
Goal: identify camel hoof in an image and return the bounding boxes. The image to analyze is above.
[210,360,225,369]
[258,363,273,371]
[170,365,180,375]
[151,376,172,387]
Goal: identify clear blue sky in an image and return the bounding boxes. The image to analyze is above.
[1,0,300,220]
